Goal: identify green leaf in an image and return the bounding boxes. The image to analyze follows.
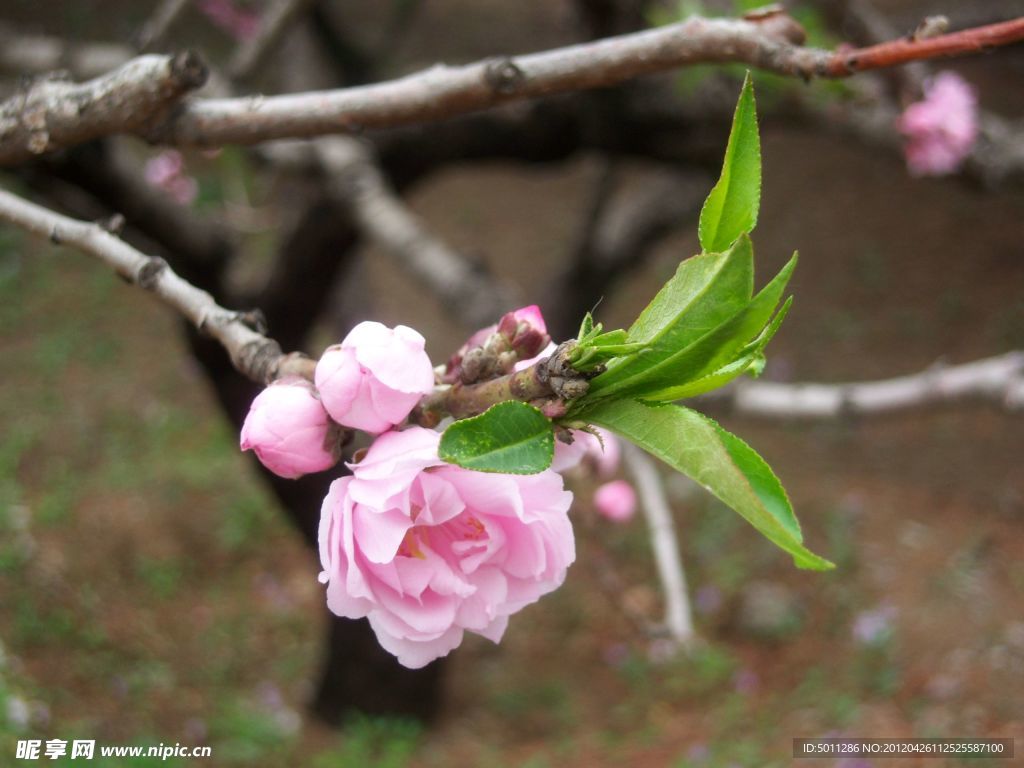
[587,399,833,570]
[698,73,761,254]
[439,401,554,474]
[588,244,794,403]
[627,238,753,346]
[577,312,595,341]
[643,295,792,401]
[589,236,754,397]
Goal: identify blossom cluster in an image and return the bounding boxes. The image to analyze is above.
[239,307,635,667]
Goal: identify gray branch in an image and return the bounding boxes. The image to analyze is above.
[705,352,1024,418]
[0,186,310,384]
[0,23,132,80]
[0,52,207,166]
[311,137,515,329]
[228,0,317,82]
[623,444,695,648]
[137,0,192,52]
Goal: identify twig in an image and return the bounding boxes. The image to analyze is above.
[0,52,207,166]
[825,16,1024,77]
[704,352,1024,418]
[310,137,514,329]
[0,186,310,384]
[623,443,695,648]
[229,0,317,81]
[137,0,192,52]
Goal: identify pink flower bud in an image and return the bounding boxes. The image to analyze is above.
[318,427,575,668]
[550,427,620,477]
[898,71,978,177]
[315,322,435,435]
[240,378,341,479]
[512,304,547,335]
[447,305,551,382]
[593,480,637,523]
[502,304,550,360]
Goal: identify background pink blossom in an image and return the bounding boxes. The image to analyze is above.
[898,71,979,176]
[196,0,261,41]
[593,479,637,523]
[143,150,198,206]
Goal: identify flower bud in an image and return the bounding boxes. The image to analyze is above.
[499,304,550,360]
[315,322,435,435]
[594,480,637,523]
[240,378,341,479]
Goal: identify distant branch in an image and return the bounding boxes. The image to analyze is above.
[623,444,695,648]
[136,0,191,52]
[228,0,317,81]
[310,137,514,329]
[705,352,1024,418]
[0,24,131,80]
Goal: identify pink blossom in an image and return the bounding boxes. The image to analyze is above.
[898,71,978,176]
[318,427,575,668]
[593,479,637,523]
[196,0,262,41]
[315,322,435,435]
[240,378,341,479]
[143,150,198,206]
[551,427,620,476]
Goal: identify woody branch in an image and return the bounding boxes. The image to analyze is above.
[0,186,311,384]
[1,13,1022,162]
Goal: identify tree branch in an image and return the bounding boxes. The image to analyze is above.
[0,52,207,166]
[623,443,695,648]
[549,166,708,337]
[0,186,309,384]
[228,0,317,81]
[1,12,1018,160]
[309,137,515,329]
[0,23,132,80]
[137,0,192,52]
[824,16,1024,77]
[703,352,1024,418]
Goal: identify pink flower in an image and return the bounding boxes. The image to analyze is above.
[144,150,197,206]
[315,322,435,435]
[318,427,575,668]
[593,480,637,523]
[196,0,262,41]
[240,378,341,479]
[898,71,978,176]
[551,427,620,476]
